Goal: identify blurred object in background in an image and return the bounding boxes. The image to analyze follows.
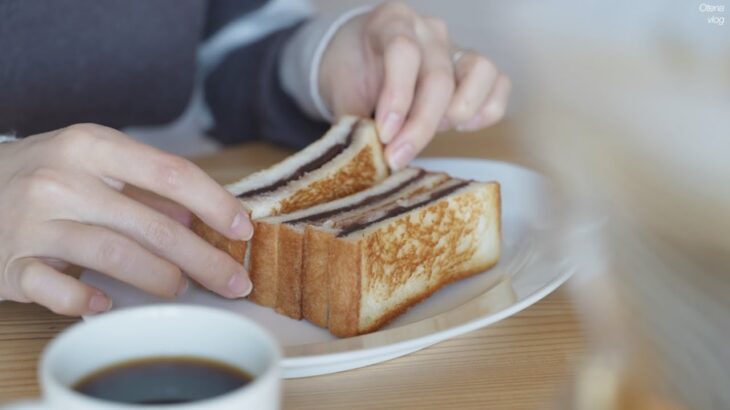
[318,0,729,408]
[508,1,729,409]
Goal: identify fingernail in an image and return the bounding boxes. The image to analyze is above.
[438,117,450,131]
[457,114,483,132]
[230,212,254,241]
[89,293,112,313]
[379,112,402,144]
[176,278,189,296]
[227,271,252,298]
[388,143,415,170]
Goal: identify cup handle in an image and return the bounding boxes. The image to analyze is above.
[1,400,47,409]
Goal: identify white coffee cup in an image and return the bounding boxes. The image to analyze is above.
[4,304,281,410]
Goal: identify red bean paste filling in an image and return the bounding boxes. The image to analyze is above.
[336,181,470,237]
[285,169,427,224]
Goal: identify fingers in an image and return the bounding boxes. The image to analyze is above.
[327,2,510,169]
[78,183,251,299]
[386,39,454,170]
[446,54,499,129]
[39,257,69,272]
[458,74,511,131]
[375,35,420,144]
[361,4,511,170]
[39,220,186,299]
[12,258,111,316]
[101,140,251,240]
[54,124,252,241]
[122,185,192,226]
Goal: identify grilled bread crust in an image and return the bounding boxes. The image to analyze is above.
[328,238,363,337]
[248,221,279,306]
[328,182,501,337]
[275,224,305,318]
[302,227,336,327]
[190,216,246,264]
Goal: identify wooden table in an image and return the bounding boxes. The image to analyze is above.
[0,122,587,409]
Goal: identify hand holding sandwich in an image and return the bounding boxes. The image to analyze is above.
[319,2,511,170]
[0,124,254,315]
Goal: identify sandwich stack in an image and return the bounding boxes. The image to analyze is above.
[193,117,501,337]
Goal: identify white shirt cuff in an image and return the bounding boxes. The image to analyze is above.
[0,135,18,144]
[279,5,374,122]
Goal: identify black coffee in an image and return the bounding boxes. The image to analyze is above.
[72,356,252,405]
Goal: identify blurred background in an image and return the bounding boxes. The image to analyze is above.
[310,1,730,409]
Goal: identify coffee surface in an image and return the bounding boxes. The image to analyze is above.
[73,356,252,405]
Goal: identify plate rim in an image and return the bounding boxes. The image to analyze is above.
[282,266,574,367]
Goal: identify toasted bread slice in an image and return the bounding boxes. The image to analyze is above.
[230,116,388,218]
[191,117,389,305]
[256,168,446,320]
[327,180,501,337]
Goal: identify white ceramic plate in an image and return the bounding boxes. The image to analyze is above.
[81,158,575,378]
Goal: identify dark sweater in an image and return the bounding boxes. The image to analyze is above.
[0,0,327,148]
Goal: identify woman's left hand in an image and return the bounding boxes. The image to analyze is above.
[319,1,511,170]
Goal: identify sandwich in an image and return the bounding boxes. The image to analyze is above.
[193,115,502,337]
[192,116,390,305]
[255,167,450,322]
[254,169,500,336]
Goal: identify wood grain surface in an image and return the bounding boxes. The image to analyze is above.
[0,122,588,409]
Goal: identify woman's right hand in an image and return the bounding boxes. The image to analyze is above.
[0,124,254,315]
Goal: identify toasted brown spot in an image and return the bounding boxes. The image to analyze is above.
[279,146,378,214]
[363,189,489,297]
